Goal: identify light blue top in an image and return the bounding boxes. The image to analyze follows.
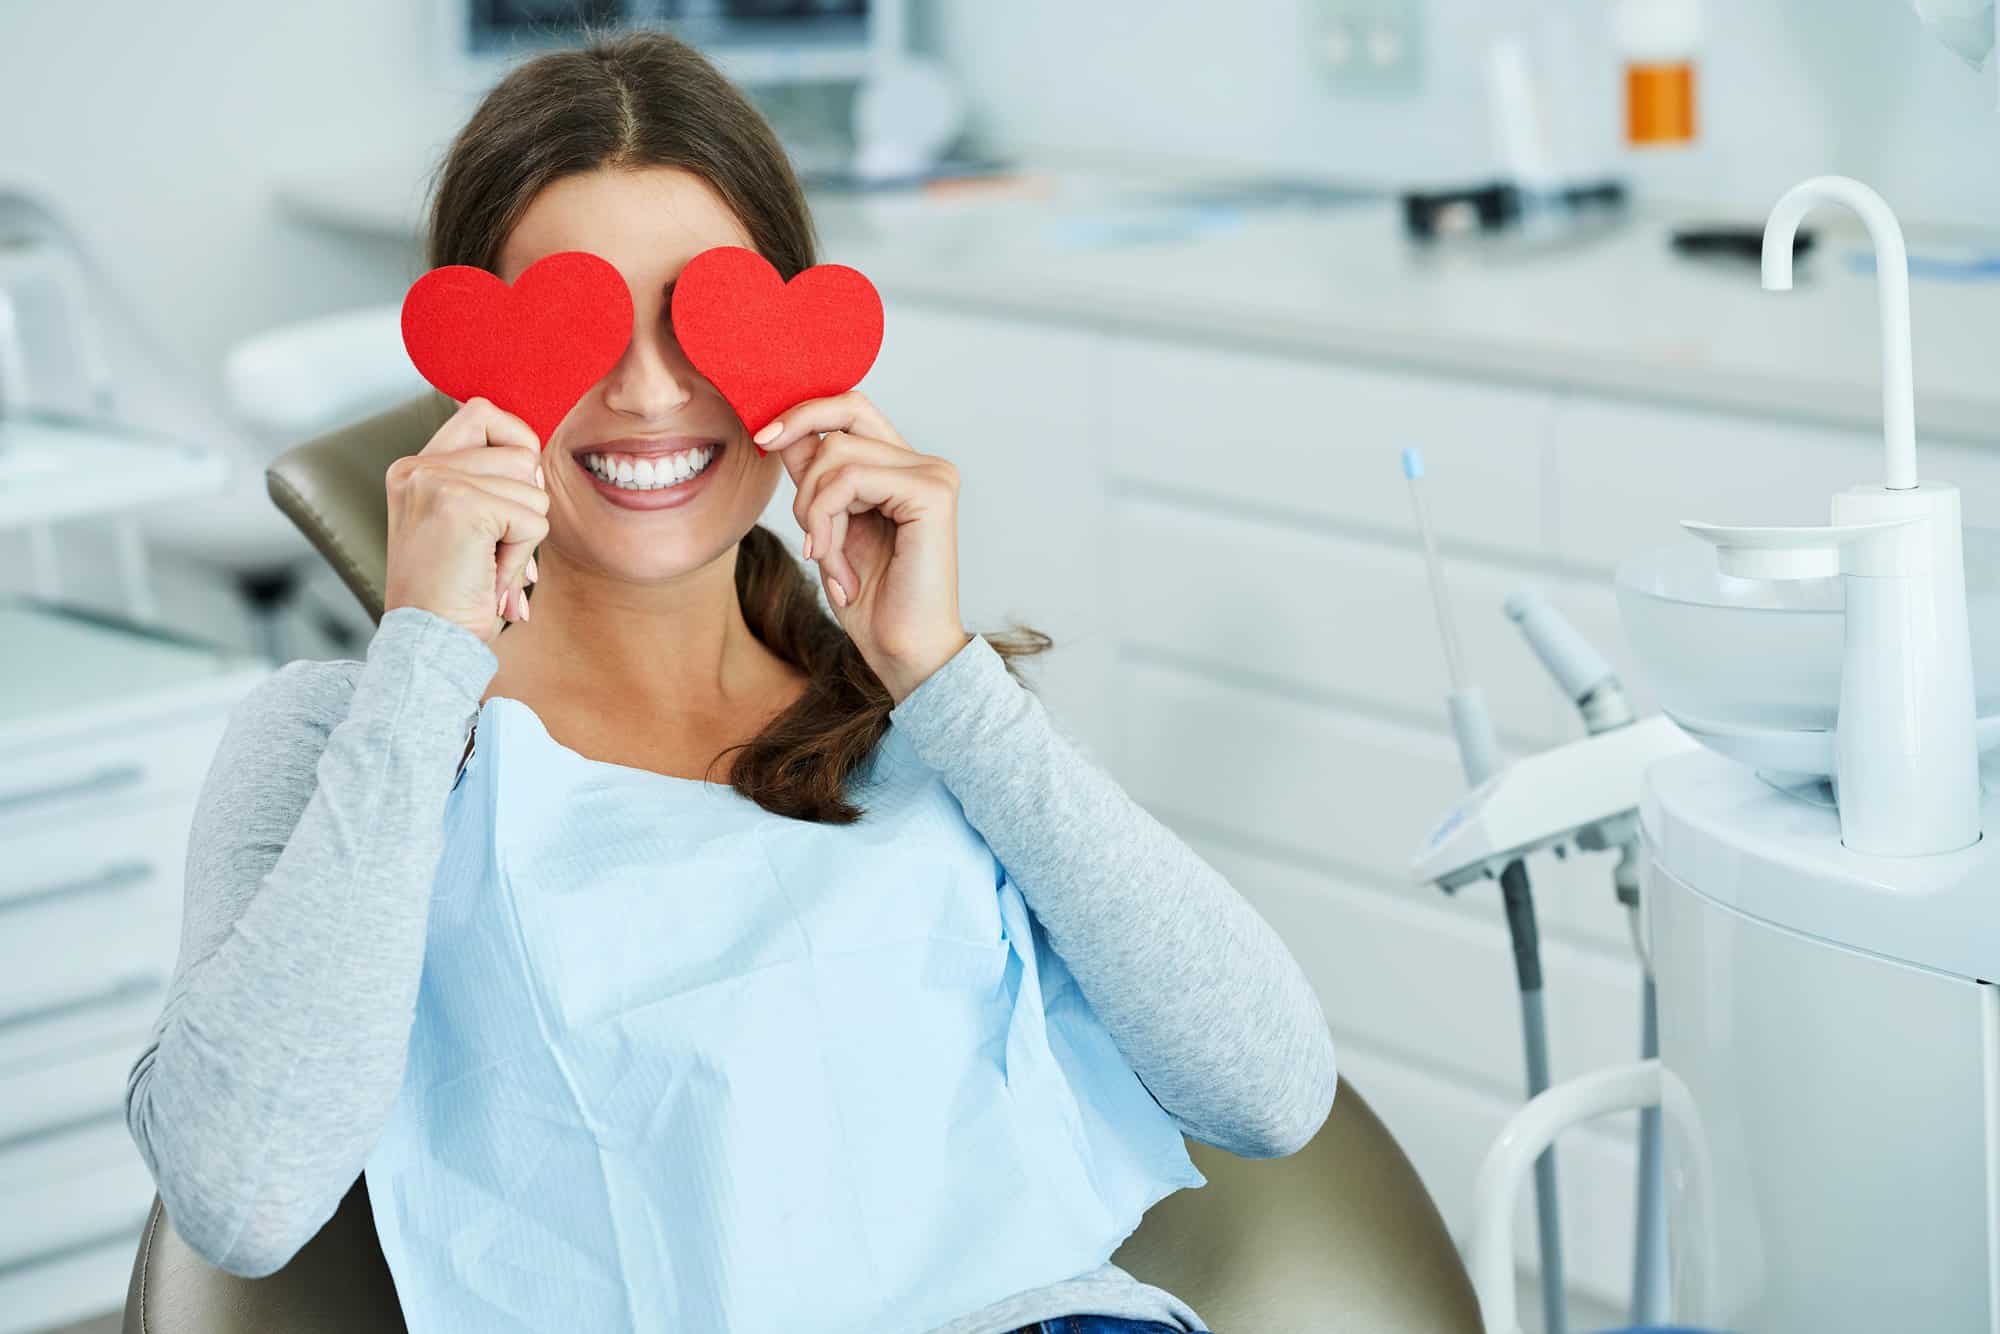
[363,690,1207,1334]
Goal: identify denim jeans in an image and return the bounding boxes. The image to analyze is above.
[1019,1320,1195,1334]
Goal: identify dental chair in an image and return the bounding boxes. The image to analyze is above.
[120,392,1483,1334]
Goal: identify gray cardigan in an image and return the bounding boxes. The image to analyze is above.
[125,605,1338,1334]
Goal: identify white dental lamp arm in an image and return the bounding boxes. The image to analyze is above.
[1761,175,1916,490]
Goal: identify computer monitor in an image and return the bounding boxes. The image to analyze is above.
[431,0,901,91]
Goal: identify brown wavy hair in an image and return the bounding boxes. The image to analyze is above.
[421,26,1052,824]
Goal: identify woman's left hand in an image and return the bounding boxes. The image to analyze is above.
[753,391,972,704]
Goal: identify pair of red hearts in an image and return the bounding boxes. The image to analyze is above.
[400,246,884,451]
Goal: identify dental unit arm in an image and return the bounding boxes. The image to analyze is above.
[1410,715,1693,892]
[1411,589,1691,897]
[1683,175,1981,857]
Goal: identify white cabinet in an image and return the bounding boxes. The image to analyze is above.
[0,602,267,1334]
[1098,335,1555,557]
[859,304,1114,761]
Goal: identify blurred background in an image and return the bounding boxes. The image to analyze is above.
[2,2,1996,1331]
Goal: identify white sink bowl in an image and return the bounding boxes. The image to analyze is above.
[1614,525,2000,776]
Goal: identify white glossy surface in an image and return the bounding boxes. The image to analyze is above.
[1614,524,2000,752]
[1761,176,1918,488]
[1641,745,1999,984]
[1410,714,1699,889]
[1826,482,1983,855]
[1469,1060,1665,1334]
[1647,854,1995,1331]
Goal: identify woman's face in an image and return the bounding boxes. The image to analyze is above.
[496,166,781,584]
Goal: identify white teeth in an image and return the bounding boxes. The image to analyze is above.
[582,446,716,491]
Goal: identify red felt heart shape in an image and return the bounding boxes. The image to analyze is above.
[669,246,884,439]
[400,251,634,449]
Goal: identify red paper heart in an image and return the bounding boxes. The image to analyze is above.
[400,251,634,449]
[670,246,884,441]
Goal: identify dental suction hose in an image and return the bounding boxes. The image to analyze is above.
[1503,589,1666,1326]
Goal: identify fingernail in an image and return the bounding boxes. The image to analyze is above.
[830,577,848,608]
[498,592,509,620]
[754,420,782,445]
[519,591,530,622]
[526,554,539,584]
[803,533,812,560]
[535,465,544,488]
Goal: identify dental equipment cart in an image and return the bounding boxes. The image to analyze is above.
[1431,173,2000,1334]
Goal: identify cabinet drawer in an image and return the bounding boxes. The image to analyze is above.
[0,794,194,911]
[1109,496,1588,747]
[1101,334,1554,555]
[0,903,175,1029]
[0,708,226,832]
[1545,395,2000,570]
[0,1117,153,1270]
[0,973,163,1077]
[0,1032,146,1147]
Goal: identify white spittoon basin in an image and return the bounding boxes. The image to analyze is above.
[1614,525,2000,780]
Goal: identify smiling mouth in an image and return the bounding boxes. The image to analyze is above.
[577,442,721,491]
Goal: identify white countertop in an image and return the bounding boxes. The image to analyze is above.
[0,600,268,752]
[812,170,2000,445]
[0,412,230,531]
[276,157,2000,445]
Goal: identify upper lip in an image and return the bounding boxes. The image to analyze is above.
[579,435,723,458]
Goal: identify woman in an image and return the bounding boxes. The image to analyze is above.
[125,29,1337,1334]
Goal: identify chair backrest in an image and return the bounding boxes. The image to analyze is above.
[126,1087,1480,1334]
[125,393,1483,1333]
[264,390,454,624]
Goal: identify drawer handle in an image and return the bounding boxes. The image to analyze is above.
[0,974,162,1034]
[0,859,153,914]
[0,762,145,815]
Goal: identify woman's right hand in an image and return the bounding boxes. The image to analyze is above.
[382,397,550,644]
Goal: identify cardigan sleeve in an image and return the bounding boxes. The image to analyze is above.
[125,607,499,1277]
[887,633,1338,1158]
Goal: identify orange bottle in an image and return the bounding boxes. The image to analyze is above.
[1614,0,1701,146]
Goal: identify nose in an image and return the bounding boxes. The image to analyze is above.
[600,313,697,421]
